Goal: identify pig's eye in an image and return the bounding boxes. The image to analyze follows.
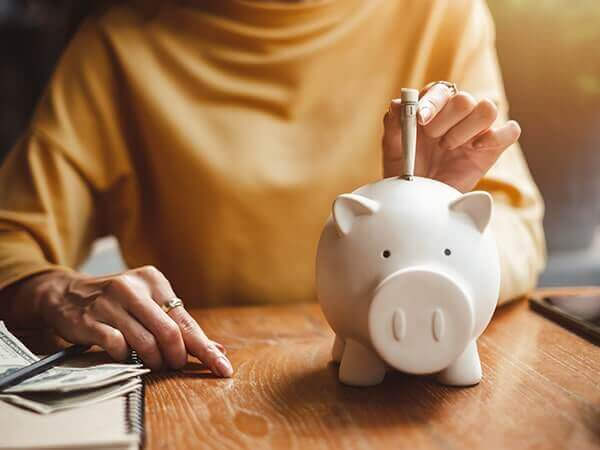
[382,250,391,259]
[444,248,452,256]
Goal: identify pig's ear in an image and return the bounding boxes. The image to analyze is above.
[449,191,493,233]
[332,193,380,236]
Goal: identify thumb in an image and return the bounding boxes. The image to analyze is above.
[382,99,405,178]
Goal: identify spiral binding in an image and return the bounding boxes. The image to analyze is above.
[126,350,146,449]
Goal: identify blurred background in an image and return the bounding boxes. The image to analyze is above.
[0,0,599,284]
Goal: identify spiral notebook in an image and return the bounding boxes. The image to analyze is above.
[0,352,145,450]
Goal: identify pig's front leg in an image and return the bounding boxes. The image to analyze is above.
[338,338,386,386]
[436,340,482,386]
[331,335,345,363]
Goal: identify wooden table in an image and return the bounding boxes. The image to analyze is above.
[144,289,600,450]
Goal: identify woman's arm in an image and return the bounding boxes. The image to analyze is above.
[382,0,546,303]
[0,267,231,376]
[0,18,233,375]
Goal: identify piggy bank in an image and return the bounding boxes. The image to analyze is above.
[315,176,500,387]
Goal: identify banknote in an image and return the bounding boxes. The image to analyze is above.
[0,378,141,414]
[0,322,149,393]
[0,321,148,413]
[0,321,38,369]
[4,364,149,393]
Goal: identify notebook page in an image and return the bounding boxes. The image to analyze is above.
[0,396,137,450]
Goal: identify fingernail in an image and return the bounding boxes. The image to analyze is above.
[418,106,432,124]
[215,356,233,378]
[389,98,402,115]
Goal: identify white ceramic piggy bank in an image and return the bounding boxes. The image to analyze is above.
[316,176,500,387]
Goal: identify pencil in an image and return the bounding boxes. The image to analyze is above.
[0,343,91,392]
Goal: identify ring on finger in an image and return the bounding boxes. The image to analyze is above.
[424,80,458,97]
[161,297,184,314]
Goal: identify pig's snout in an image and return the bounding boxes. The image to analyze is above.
[368,269,474,375]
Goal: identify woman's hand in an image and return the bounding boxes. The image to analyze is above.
[382,82,521,192]
[25,267,233,376]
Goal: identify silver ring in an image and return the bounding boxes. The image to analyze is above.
[161,297,184,314]
[424,80,458,96]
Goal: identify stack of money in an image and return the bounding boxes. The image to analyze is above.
[0,321,149,414]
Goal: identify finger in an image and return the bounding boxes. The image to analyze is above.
[123,297,187,369]
[437,122,521,192]
[439,99,498,150]
[131,266,232,376]
[383,100,403,147]
[471,120,521,150]
[417,82,454,125]
[127,266,187,369]
[422,92,476,139]
[211,340,226,354]
[112,310,164,370]
[93,296,164,370]
[54,309,129,362]
[169,307,233,378]
[132,266,179,305]
[85,322,129,362]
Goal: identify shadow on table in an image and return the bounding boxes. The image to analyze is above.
[270,360,470,430]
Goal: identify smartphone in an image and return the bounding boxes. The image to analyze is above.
[529,294,600,345]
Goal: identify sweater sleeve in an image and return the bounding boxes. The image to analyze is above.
[444,0,547,303]
[0,17,133,290]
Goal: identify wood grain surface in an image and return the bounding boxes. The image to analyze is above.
[144,291,600,450]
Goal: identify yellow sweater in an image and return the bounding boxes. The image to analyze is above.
[0,0,545,307]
